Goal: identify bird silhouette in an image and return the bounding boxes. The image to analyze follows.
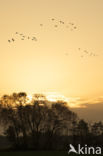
[40,24,43,26]
[54,25,58,27]
[12,38,15,42]
[59,21,64,24]
[8,40,11,43]
[83,50,89,55]
[32,37,37,41]
[51,18,55,21]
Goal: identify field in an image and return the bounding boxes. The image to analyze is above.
[0,151,68,156]
[0,151,102,156]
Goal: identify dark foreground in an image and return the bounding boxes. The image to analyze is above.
[0,151,102,156]
[0,151,68,156]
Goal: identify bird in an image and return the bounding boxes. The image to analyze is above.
[12,38,15,42]
[74,26,77,29]
[71,23,74,25]
[69,22,74,25]
[54,25,58,27]
[59,21,64,24]
[32,37,37,41]
[84,50,88,54]
[51,18,55,21]
[40,24,43,26]
[8,40,11,43]
[90,52,93,56]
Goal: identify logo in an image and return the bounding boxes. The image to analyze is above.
[68,144,78,154]
[68,144,101,155]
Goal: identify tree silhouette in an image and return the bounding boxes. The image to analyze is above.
[0,92,78,150]
[1,92,103,150]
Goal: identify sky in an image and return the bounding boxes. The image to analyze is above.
[0,0,103,120]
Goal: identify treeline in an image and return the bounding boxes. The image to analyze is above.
[0,92,103,150]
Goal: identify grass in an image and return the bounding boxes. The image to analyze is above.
[0,151,68,156]
[0,151,103,156]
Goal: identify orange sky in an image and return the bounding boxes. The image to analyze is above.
[0,0,103,111]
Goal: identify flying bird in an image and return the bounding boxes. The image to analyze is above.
[8,40,11,43]
[54,25,58,27]
[59,21,64,24]
[32,37,37,41]
[12,38,15,42]
[40,24,43,26]
[51,18,55,21]
[74,26,77,29]
[84,50,88,54]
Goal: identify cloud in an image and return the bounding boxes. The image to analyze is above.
[68,96,103,108]
[70,96,103,121]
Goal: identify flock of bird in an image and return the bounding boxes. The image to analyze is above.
[8,18,98,58]
[65,48,98,58]
[8,18,77,44]
[8,32,37,43]
[51,18,77,31]
[39,18,77,31]
[78,48,98,58]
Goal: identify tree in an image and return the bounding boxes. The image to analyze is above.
[0,92,78,150]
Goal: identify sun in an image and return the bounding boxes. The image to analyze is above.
[27,95,33,102]
[45,92,69,103]
[26,93,82,108]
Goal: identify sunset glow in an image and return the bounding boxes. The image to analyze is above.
[46,92,69,103]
